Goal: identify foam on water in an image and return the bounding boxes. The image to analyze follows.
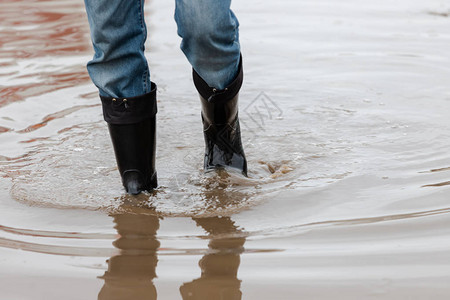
[3,117,297,217]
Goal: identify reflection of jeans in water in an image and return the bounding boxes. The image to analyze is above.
[83,0,241,98]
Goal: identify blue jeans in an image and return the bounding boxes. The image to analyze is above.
[84,0,241,98]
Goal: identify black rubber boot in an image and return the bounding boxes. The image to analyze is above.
[100,82,158,194]
[193,57,247,176]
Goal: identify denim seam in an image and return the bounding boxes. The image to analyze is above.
[138,0,149,93]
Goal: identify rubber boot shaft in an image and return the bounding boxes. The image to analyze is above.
[193,56,247,176]
[101,83,158,194]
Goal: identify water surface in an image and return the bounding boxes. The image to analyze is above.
[1,0,450,299]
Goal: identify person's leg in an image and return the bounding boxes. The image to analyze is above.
[174,0,241,90]
[175,0,247,175]
[84,0,151,98]
[84,0,157,194]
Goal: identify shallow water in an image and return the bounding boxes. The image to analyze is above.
[1,0,450,298]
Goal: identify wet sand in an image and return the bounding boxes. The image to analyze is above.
[1,0,450,299]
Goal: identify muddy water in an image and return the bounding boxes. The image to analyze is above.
[1,0,450,298]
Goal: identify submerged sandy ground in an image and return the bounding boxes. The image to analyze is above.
[1,0,450,299]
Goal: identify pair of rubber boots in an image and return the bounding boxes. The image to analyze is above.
[101,60,247,195]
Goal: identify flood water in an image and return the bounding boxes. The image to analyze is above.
[1,0,450,299]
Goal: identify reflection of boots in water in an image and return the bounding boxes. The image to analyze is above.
[180,217,245,300]
[98,213,160,300]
